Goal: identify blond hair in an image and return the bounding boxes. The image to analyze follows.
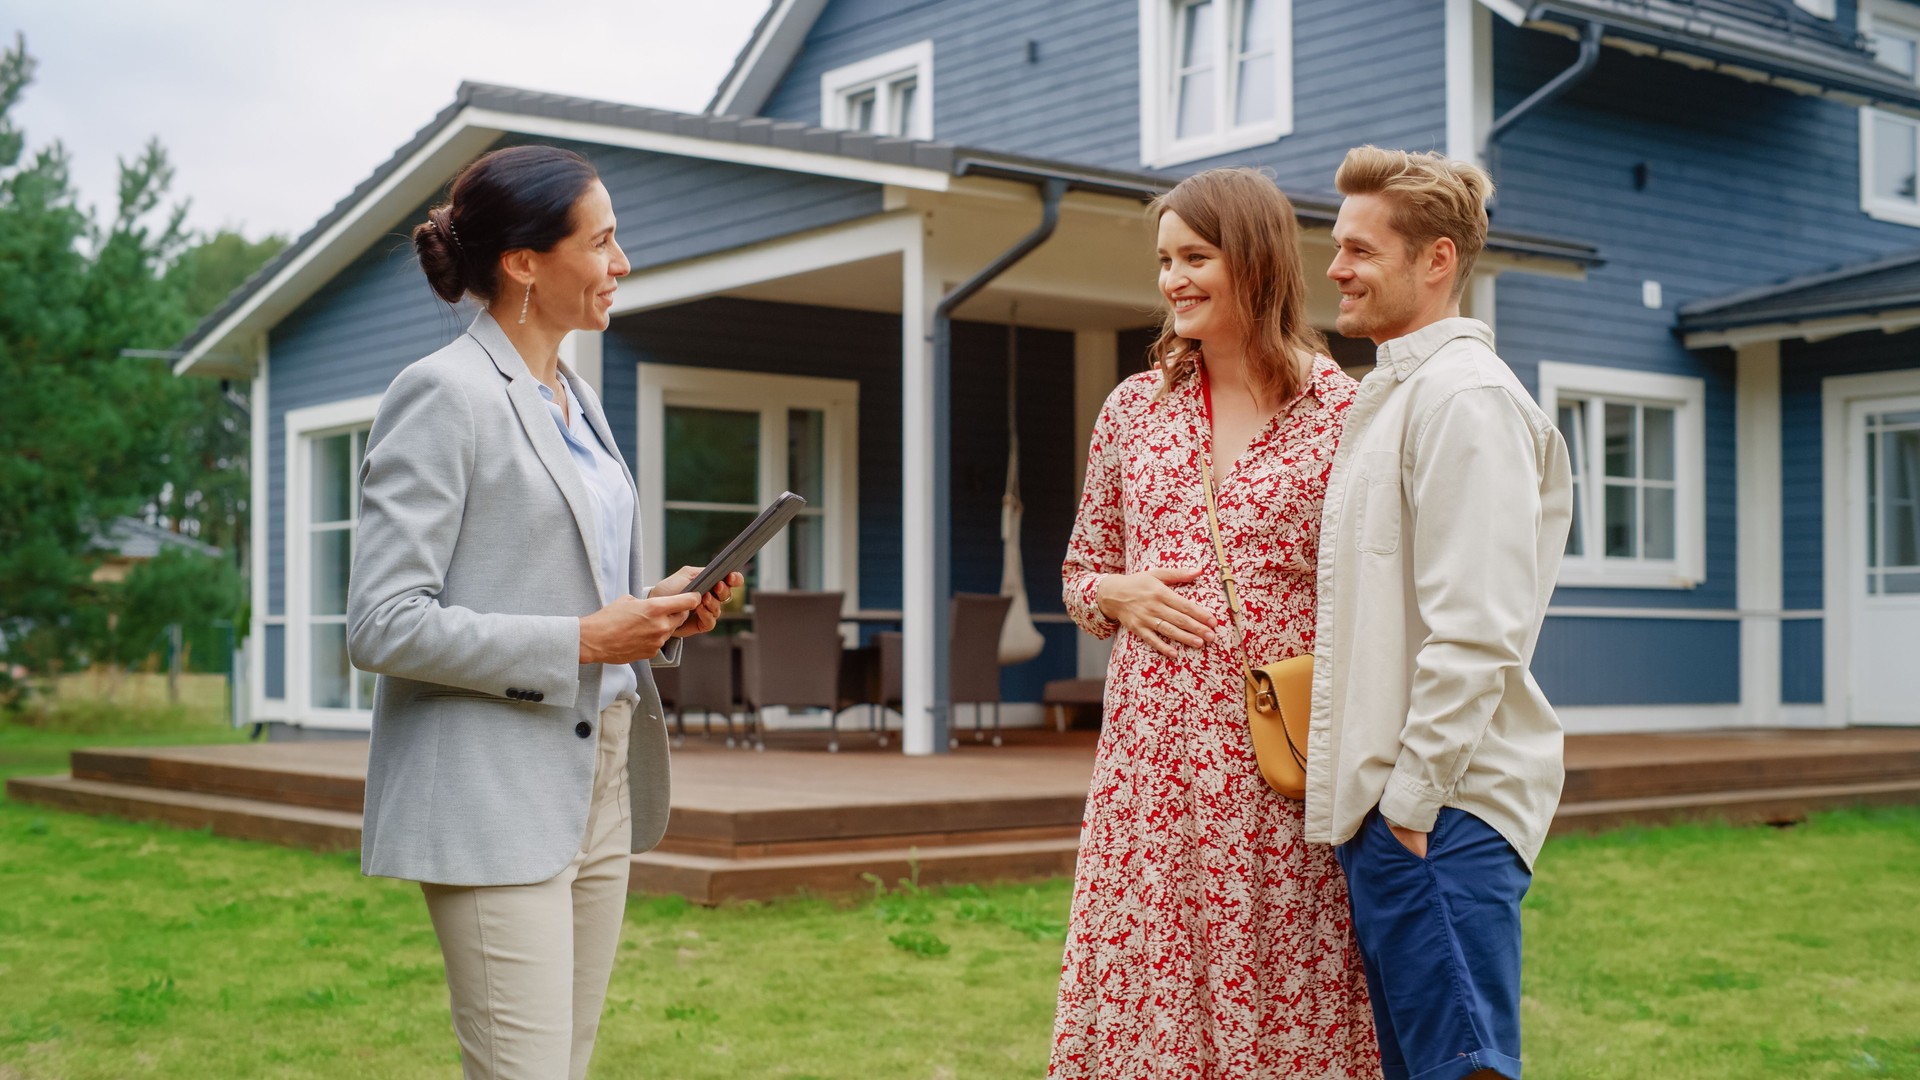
[1147,167,1324,404]
[1334,146,1493,299]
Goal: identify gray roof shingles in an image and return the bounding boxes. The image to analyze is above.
[1678,248,1920,332]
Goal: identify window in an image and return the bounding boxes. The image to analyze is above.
[1140,0,1291,167]
[635,365,858,605]
[1538,363,1706,588]
[285,395,382,727]
[1861,1,1920,226]
[821,41,933,139]
[1794,0,1836,18]
[1864,405,1920,595]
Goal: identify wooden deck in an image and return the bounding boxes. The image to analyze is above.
[11,726,1920,903]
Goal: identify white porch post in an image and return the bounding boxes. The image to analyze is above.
[559,329,604,400]
[1736,340,1783,727]
[901,228,940,755]
[1073,329,1118,680]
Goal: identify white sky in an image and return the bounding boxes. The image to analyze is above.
[7,0,770,241]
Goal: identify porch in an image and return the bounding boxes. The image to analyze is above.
[12,726,1920,904]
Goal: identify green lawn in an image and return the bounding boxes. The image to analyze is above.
[1,717,1916,1079]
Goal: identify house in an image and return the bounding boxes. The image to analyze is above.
[172,0,1920,750]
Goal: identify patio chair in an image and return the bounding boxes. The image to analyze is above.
[951,593,1013,747]
[670,632,738,747]
[738,590,846,752]
[873,593,1015,748]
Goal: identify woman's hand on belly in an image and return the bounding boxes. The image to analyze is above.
[1096,568,1219,658]
[579,592,706,664]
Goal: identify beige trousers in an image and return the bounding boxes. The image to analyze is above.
[422,698,634,1080]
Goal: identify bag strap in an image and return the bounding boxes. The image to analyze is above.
[1197,437,1254,681]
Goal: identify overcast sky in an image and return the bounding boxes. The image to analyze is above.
[8,0,770,241]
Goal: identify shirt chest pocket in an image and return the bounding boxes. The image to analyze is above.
[1352,450,1402,556]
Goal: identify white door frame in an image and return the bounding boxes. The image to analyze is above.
[1821,367,1920,726]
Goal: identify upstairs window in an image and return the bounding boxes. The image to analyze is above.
[1141,0,1292,168]
[821,41,933,140]
[1862,1,1920,226]
[1539,363,1707,589]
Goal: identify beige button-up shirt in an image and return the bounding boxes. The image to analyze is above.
[1304,318,1573,869]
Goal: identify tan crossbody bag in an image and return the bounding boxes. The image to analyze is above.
[1198,430,1312,801]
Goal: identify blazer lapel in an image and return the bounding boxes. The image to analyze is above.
[466,313,601,576]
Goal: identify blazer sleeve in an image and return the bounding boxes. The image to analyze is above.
[347,362,584,706]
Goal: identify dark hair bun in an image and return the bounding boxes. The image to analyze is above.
[412,206,467,304]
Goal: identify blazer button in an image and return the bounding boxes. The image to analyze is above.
[575,721,593,739]
[528,691,544,703]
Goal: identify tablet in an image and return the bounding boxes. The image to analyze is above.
[679,491,808,595]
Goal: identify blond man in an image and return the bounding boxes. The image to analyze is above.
[1308,146,1574,1080]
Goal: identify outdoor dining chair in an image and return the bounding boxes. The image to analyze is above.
[873,592,1015,748]
[738,590,847,752]
[670,632,738,747]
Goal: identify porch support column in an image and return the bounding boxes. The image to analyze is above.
[1074,330,1118,680]
[901,225,941,755]
[1736,340,1783,727]
[559,329,604,400]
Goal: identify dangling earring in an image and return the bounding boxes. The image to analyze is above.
[518,280,532,325]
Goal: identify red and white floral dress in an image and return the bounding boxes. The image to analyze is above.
[1050,357,1380,1080]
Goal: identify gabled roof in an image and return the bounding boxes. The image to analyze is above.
[173,81,1601,378]
[1493,0,1920,118]
[1676,247,1920,345]
[708,0,828,118]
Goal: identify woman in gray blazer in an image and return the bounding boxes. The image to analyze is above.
[346,144,739,1080]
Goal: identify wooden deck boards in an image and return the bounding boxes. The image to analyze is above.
[12,726,1920,903]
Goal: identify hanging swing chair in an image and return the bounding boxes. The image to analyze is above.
[997,303,1048,666]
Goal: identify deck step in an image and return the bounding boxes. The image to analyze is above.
[631,837,1083,906]
[68,744,367,813]
[1551,778,1920,834]
[6,774,362,851]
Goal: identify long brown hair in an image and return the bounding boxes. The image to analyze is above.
[1148,168,1324,404]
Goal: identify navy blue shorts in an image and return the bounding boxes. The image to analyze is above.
[1335,806,1531,1080]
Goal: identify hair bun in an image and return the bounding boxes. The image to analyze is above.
[412,205,468,303]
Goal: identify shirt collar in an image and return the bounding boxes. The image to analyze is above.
[1373,317,1493,381]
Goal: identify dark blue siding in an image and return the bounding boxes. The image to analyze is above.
[1492,24,1920,619]
[606,298,1082,701]
[502,136,884,273]
[757,0,1446,194]
[1534,616,1740,705]
[1780,330,1920,611]
[263,624,286,700]
[1781,618,1823,704]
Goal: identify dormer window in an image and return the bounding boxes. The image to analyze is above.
[821,41,933,140]
[1141,0,1293,168]
[1861,0,1920,226]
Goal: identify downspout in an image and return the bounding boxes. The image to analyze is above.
[924,175,1068,752]
[1482,17,1603,182]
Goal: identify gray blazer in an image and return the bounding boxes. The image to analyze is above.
[348,311,678,886]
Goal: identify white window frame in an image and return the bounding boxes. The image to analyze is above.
[1538,362,1707,589]
[634,364,860,609]
[284,394,382,730]
[1139,0,1293,168]
[1860,0,1920,227]
[820,40,934,140]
